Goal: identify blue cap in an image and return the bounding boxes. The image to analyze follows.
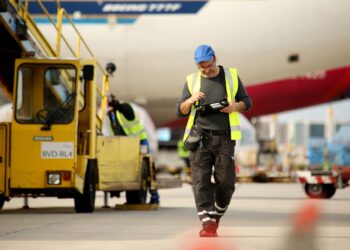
[194,45,215,64]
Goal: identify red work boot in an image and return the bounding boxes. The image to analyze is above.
[199,221,218,237]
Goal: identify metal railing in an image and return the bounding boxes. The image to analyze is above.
[8,0,110,126]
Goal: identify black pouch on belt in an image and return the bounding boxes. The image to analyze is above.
[184,126,203,151]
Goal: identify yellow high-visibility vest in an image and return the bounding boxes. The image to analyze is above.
[177,140,190,158]
[183,68,241,141]
[116,102,148,141]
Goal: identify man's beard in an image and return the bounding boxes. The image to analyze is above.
[202,67,219,78]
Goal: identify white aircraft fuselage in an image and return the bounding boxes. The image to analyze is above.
[32,0,350,126]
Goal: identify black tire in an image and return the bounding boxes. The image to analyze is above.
[74,161,96,213]
[0,196,5,209]
[325,184,336,198]
[305,184,336,199]
[126,160,149,204]
[252,172,269,183]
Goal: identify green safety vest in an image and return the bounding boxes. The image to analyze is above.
[116,102,148,141]
[183,68,242,142]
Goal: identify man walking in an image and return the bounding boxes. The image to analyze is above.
[176,45,252,237]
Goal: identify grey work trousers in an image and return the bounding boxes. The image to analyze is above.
[189,132,236,223]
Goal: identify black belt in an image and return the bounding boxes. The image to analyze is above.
[202,129,230,136]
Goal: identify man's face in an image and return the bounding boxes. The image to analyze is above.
[197,57,218,78]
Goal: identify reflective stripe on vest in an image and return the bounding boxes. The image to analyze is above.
[116,103,148,141]
[183,71,201,142]
[183,68,241,141]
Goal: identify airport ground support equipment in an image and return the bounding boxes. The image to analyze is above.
[297,167,349,199]
[0,0,181,212]
[296,128,350,199]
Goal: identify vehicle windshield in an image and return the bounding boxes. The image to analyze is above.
[15,64,77,125]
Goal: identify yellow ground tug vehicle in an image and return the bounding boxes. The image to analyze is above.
[0,0,180,212]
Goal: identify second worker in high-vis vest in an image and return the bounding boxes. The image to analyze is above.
[176,45,252,237]
[108,95,160,204]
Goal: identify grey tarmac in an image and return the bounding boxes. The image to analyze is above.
[0,183,349,250]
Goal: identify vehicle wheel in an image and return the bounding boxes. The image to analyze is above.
[325,184,336,198]
[0,196,5,209]
[304,184,336,199]
[74,161,96,213]
[252,172,269,183]
[126,160,149,204]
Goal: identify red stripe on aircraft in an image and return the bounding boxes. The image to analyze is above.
[244,66,350,119]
